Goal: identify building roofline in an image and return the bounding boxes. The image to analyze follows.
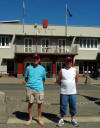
[17,24,100,28]
[0,21,100,28]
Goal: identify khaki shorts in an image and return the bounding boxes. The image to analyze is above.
[26,87,44,104]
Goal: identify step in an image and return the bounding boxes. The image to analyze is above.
[7,116,100,124]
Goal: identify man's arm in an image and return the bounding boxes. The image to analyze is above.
[57,69,62,85]
[42,68,46,85]
[24,67,29,83]
[75,69,78,84]
[42,79,45,85]
[25,78,28,82]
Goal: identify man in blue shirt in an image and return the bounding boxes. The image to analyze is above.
[25,54,46,126]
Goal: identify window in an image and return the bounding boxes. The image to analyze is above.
[94,40,97,48]
[83,40,86,48]
[80,39,83,48]
[79,39,98,49]
[0,36,10,48]
[24,38,32,52]
[6,37,9,46]
[58,39,66,53]
[41,39,49,52]
[87,40,90,48]
[91,40,93,48]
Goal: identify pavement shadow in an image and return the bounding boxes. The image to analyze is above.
[13,111,60,123]
[42,112,70,124]
[78,94,100,106]
[13,111,71,125]
[13,111,29,121]
[42,112,60,123]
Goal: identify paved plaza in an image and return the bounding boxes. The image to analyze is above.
[0,82,100,128]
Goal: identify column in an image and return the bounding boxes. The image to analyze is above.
[52,62,56,77]
[17,61,23,78]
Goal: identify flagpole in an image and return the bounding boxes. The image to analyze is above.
[23,0,25,33]
[23,16,24,33]
[66,3,68,37]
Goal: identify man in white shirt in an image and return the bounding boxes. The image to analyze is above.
[57,57,79,127]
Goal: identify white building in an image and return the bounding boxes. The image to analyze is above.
[0,21,100,77]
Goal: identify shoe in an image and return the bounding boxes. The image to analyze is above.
[71,119,79,127]
[57,119,64,127]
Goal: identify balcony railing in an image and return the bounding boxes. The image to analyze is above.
[15,45,78,54]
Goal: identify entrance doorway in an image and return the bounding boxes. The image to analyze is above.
[41,62,52,78]
[7,60,14,76]
[24,61,52,78]
[23,61,33,74]
[79,61,97,74]
[56,62,65,74]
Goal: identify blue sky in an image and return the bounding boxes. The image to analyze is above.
[0,0,100,26]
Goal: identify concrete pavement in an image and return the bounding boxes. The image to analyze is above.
[1,122,100,128]
[0,84,100,127]
[0,76,57,85]
[0,76,100,128]
[0,76,24,84]
[0,75,100,85]
[7,116,100,124]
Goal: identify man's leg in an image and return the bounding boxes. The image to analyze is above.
[69,94,77,120]
[69,94,79,126]
[38,103,44,126]
[60,94,69,117]
[58,94,69,126]
[26,103,33,125]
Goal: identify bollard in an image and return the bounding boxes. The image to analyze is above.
[0,91,8,123]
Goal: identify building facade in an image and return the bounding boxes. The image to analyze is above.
[0,22,100,77]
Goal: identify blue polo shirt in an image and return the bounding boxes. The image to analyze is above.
[24,64,46,91]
